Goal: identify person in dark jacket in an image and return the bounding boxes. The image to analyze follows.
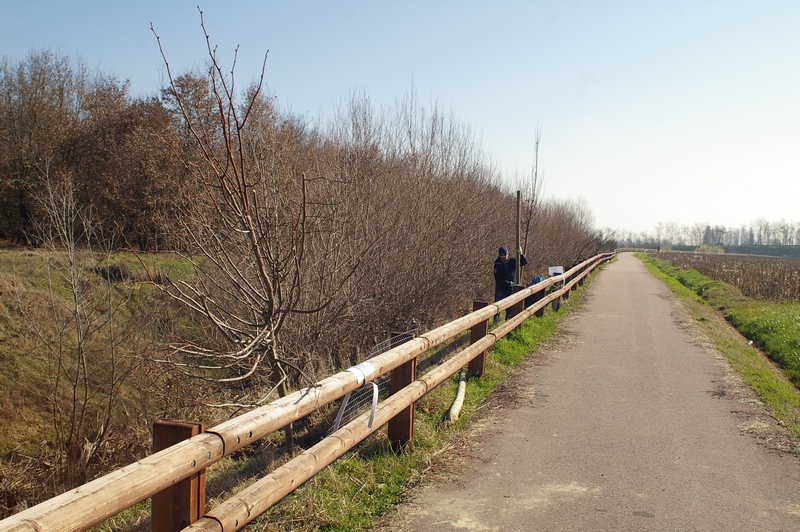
[494,246,527,323]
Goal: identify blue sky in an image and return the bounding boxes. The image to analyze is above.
[2,1,798,234]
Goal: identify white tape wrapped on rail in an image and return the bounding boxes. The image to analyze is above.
[345,362,376,385]
[332,362,379,431]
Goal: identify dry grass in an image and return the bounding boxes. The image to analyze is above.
[656,251,800,301]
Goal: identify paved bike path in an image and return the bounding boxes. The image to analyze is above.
[383,253,800,531]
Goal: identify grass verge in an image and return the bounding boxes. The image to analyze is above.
[636,253,800,437]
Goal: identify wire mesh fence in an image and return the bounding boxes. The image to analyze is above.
[327,329,418,435]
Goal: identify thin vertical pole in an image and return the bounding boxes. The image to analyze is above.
[516,190,522,285]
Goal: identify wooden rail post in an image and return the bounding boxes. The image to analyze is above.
[468,301,489,377]
[577,264,587,286]
[507,285,525,320]
[533,283,546,317]
[388,332,416,453]
[152,420,206,532]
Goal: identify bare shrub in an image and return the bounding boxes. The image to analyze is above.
[3,174,146,504]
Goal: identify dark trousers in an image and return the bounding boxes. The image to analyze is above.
[494,286,512,323]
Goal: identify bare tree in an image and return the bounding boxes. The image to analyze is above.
[520,122,544,259]
[14,171,136,485]
[151,12,368,448]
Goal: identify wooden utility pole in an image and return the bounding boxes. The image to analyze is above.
[516,190,522,285]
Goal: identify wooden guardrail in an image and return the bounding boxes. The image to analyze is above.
[0,252,615,532]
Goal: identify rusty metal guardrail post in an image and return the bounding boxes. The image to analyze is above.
[151,420,206,532]
[468,301,489,377]
[577,263,587,286]
[388,331,416,452]
[507,285,525,320]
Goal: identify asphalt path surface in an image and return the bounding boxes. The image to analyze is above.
[380,253,800,531]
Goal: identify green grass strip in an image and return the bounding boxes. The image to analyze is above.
[725,303,800,385]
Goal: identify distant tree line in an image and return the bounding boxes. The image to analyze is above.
[619,220,800,250]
